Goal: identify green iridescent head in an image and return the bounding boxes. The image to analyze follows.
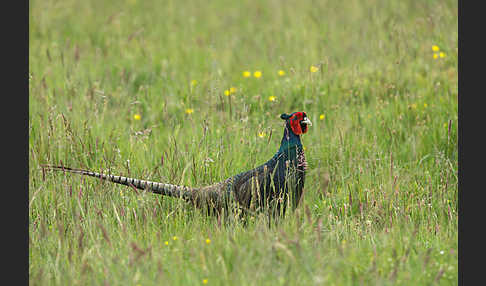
[280,112,312,135]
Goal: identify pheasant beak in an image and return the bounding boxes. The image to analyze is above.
[301,117,312,126]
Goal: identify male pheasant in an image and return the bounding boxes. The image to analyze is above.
[43,112,312,216]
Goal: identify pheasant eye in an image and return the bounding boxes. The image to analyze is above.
[300,119,308,133]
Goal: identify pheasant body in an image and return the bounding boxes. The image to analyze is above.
[44,112,312,216]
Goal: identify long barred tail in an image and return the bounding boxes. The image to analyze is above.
[41,165,195,200]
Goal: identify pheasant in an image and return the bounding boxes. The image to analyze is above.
[43,112,312,216]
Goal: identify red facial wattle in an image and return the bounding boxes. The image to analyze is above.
[289,112,307,135]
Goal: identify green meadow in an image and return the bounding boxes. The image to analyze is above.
[29,0,458,284]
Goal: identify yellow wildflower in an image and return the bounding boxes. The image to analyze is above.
[191,80,198,86]
[268,96,276,102]
[432,45,440,52]
[230,87,237,94]
[433,53,439,59]
[439,52,446,58]
[310,65,319,73]
[173,236,178,241]
[203,279,208,284]
[205,238,211,244]
[319,114,325,120]
[185,108,194,114]
[243,71,251,78]
[253,71,262,78]
[133,114,142,120]
[224,90,230,96]
[423,103,428,108]
[303,146,307,151]
[258,132,266,138]
[165,241,169,246]
[278,70,286,76]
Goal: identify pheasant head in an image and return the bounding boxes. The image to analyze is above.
[280,112,312,135]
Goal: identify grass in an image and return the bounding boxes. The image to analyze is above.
[29,0,458,284]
